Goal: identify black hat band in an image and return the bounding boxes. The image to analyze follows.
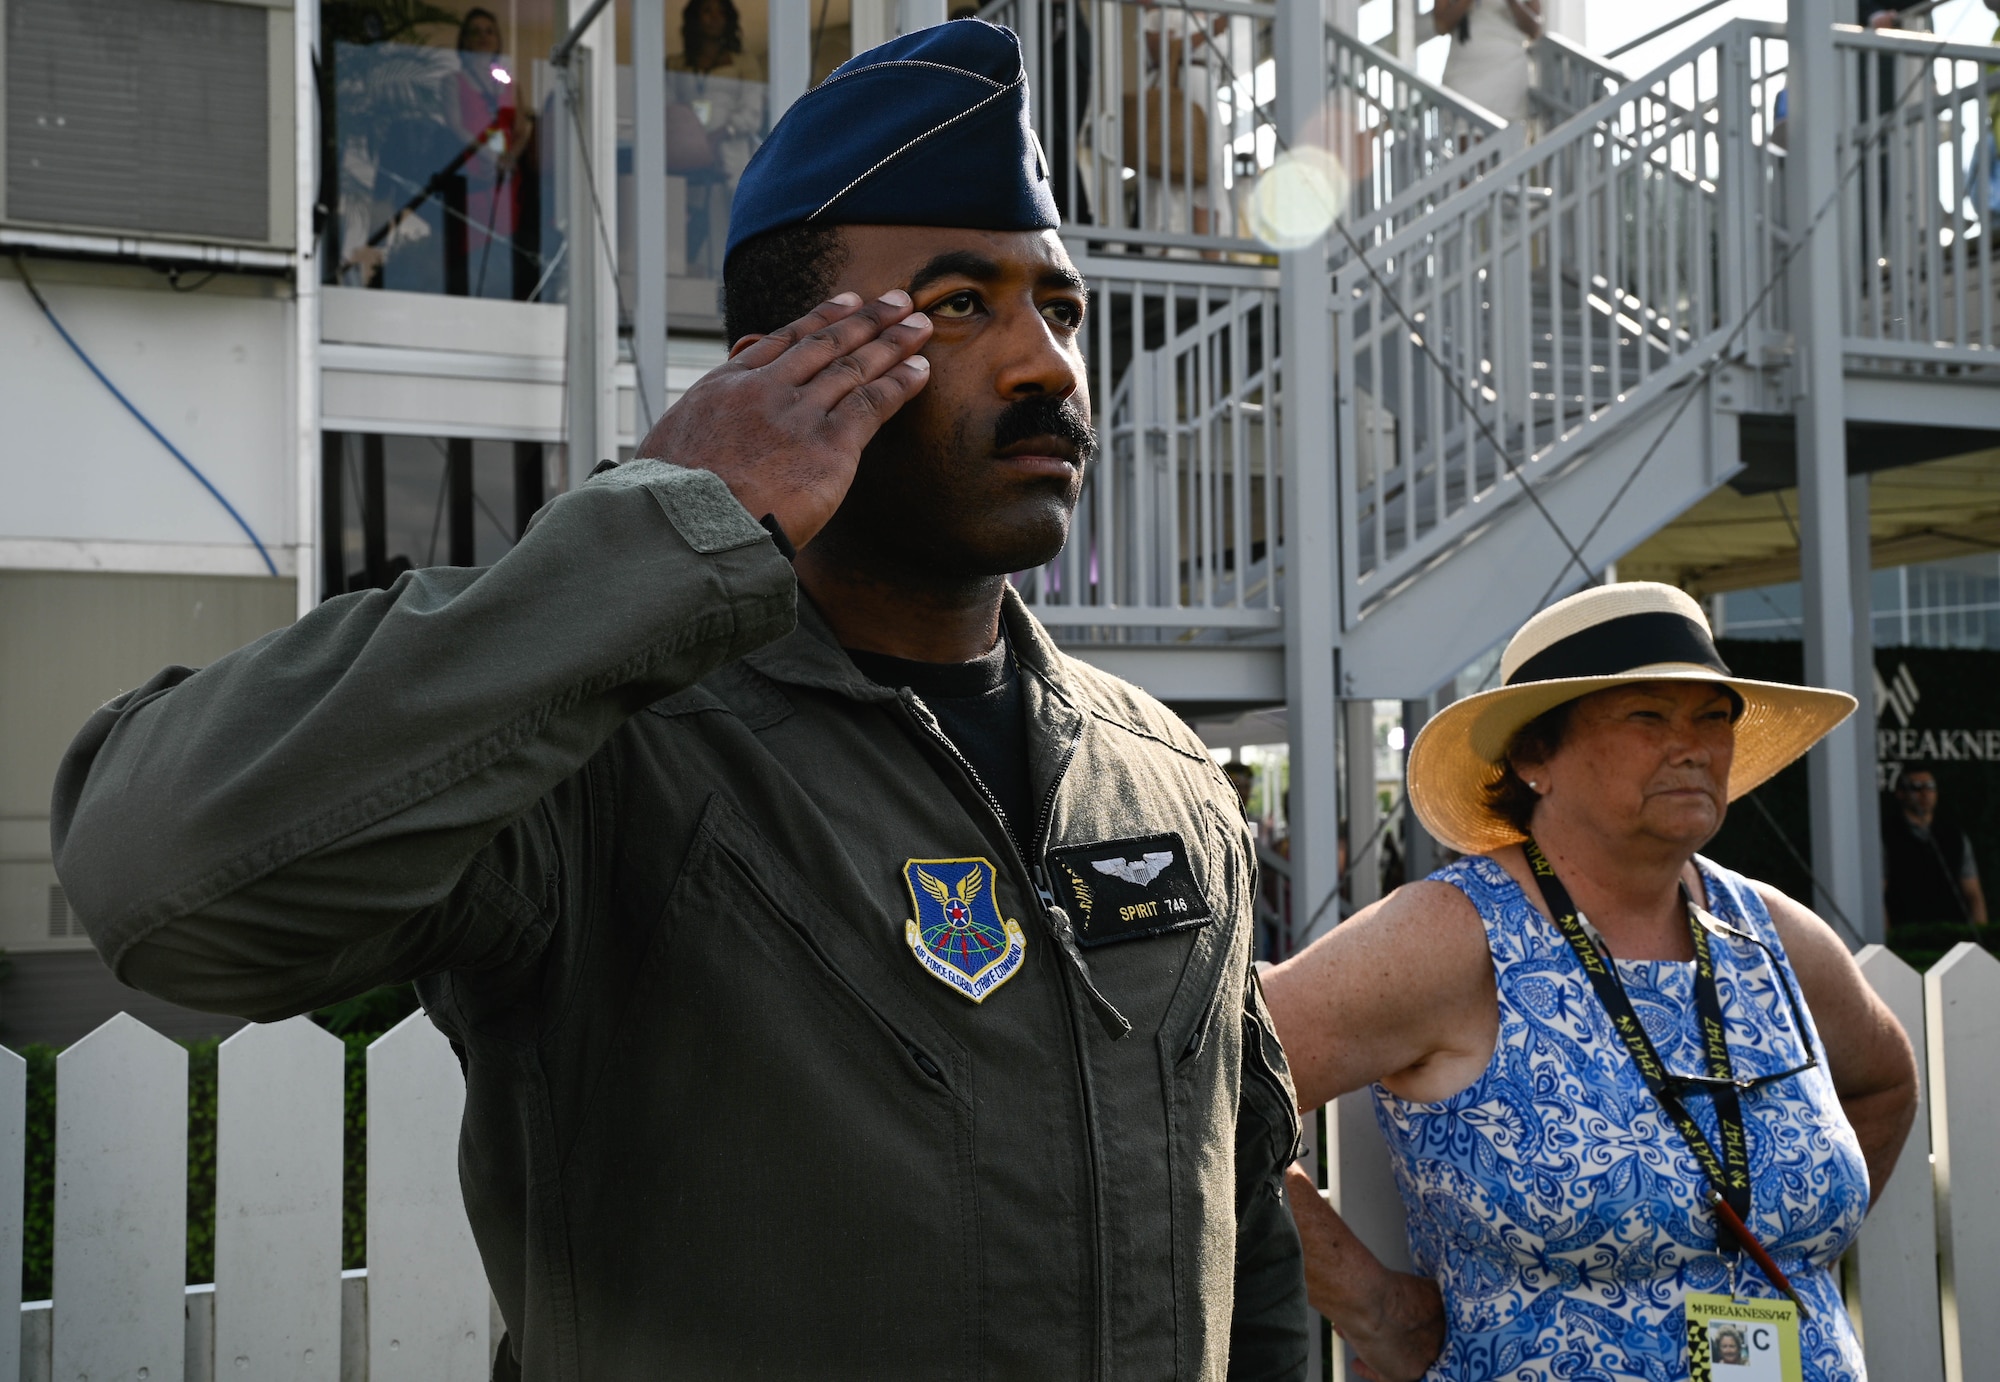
[1505,610,1731,687]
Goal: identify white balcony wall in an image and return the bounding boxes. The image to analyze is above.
[0,260,296,577]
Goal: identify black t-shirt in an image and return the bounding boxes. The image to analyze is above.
[847,637,1034,850]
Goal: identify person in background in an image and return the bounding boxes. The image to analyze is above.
[451,8,535,299]
[1434,0,1541,129]
[1859,3,1932,32]
[1882,769,1988,928]
[1262,582,1917,1382]
[1225,760,1256,815]
[668,0,767,273]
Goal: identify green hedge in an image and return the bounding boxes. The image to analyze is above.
[18,984,418,1298]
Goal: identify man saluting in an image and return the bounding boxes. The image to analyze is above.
[52,22,1306,1380]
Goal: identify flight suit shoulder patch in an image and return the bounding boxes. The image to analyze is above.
[1045,832,1213,948]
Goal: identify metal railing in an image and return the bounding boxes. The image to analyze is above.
[980,0,1280,257]
[979,0,1510,262]
[1253,838,1299,959]
[998,14,2000,640]
[1834,26,2000,373]
[1529,31,1626,136]
[1015,263,1285,632]
[1331,21,1784,620]
[1326,24,1512,236]
[993,3,1516,633]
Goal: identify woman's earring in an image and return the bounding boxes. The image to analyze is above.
[1527,780,1540,792]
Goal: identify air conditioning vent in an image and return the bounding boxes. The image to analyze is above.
[47,882,76,939]
[5,0,271,242]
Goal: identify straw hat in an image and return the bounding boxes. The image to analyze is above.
[1405,582,1857,857]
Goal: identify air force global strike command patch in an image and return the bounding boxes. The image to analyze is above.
[903,858,1028,1003]
[1045,832,1213,947]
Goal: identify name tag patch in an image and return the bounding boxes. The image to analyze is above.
[1045,832,1212,947]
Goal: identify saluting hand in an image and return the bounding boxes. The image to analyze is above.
[635,290,933,549]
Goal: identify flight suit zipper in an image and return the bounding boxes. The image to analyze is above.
[895,690,1118,1382]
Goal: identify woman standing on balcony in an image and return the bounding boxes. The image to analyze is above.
[1262,582,1919,1381]
[1434,0,1540,128]
[452,8,536,298]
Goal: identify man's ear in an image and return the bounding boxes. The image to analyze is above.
[728,334,766,360]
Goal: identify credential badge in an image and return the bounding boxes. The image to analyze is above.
[902,857,1027,1003]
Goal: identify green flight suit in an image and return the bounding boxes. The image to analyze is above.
[52,459,1308,1381]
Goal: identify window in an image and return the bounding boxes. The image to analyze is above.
[618,0,804,333]
[323,1,566,300]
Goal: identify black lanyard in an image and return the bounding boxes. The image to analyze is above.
[1521,839,1753,1243]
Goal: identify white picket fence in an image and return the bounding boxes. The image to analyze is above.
[0,1009,495,1382]
[2,945,1997,1381]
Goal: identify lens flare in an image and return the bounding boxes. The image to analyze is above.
[491,65,514,84]
[1247,147,1350,250]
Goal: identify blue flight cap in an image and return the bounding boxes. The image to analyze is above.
[725,20,1060,263]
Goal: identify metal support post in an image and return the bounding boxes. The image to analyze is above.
[1277,0,1340,956]
[897,0,948,36]
[852,0,891,56]
[1344,700,1380,912]
[634,0,668,431]
[1402,698,1439,880]
[294,0,321,614]
[1850,472,1884,942]
[1787,2,1869,947]
[590,14,620,465]
[1392,0,1417,62]
[1276,0,1342,1358]
[561,5,620,489]
[562,46,599,487]
[770,0,813,120]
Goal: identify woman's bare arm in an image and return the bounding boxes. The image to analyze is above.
[1752,882,1921,1203]
[1262,879,1498,1110]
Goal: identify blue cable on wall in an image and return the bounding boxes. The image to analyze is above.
[12,255,280,578]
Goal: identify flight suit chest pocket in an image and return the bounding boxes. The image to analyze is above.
[587,796,981,1378]
[1045,831,1214,947]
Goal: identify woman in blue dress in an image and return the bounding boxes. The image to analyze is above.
[1263,582,1921,1381]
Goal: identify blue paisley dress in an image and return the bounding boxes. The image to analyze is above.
[1371,855,1870,1381]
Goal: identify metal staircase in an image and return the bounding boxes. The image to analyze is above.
[992,4,1999,702]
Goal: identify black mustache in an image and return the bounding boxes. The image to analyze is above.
[993,394,1097,464]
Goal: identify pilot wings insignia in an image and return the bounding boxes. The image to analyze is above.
[1092,851,1175,886]
[902,858,1026,1003]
